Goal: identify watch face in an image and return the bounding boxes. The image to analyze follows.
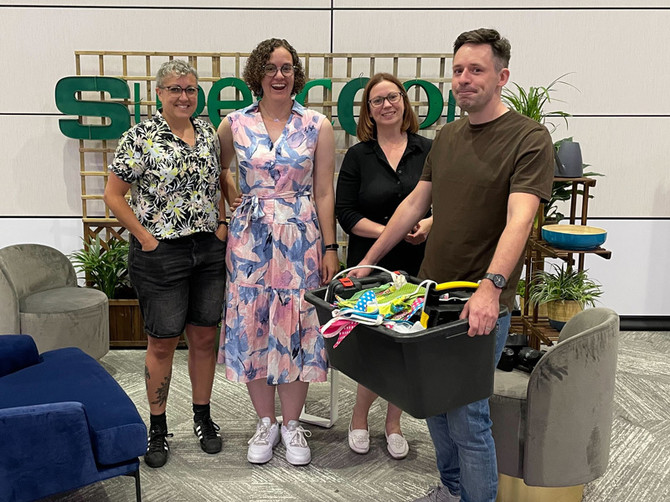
[485,273,506,288]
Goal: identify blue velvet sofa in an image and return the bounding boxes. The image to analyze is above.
[0,335,146,502]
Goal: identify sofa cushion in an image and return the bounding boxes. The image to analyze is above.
[20,286,107,313]
[0,347,145,465]
[0,335,40,378]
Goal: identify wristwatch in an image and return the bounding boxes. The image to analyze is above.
[483,273,507,289]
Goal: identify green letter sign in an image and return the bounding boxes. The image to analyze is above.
[55,76,130,140]
[207,78,253,128]
[337,77,369,136]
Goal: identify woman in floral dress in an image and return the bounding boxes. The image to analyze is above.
[217,38,338,466]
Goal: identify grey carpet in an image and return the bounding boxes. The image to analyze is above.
[43,331,670,501]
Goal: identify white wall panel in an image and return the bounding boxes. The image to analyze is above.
[334,1,669,7]
[0,116,82,216]
[0,8,331,113]
[567,219,670,317]
[0,218,84,258]
[332,9,670,115]
[0,0,330,6]
[552,117,670,218]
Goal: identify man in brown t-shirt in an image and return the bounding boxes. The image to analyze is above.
[351,28,554,502]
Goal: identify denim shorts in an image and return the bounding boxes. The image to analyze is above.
[128,232,226,338]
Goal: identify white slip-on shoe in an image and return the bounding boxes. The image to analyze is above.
[247,417,279,464]
[385,431,409,459]
[281,420,312,465]
[348,418,370,454]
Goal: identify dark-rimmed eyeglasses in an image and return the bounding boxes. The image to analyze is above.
[368,91,404,108]
[264,63,296,77]
[158,85,198,97]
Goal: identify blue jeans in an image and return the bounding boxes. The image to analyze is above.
[426,313,511,502]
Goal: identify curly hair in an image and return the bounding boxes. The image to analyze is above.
[243,38,306,98]
[453,28,511,71]
[357,73,419,142]
[156,60,198,88]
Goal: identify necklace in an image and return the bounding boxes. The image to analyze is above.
[260,102,291,123]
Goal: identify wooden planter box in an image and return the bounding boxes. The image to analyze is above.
[109,299,146,348]
[108,299,187,348]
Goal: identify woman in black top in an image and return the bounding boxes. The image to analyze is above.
[335,73,432,460]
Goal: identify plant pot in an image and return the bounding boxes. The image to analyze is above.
[109,299,146,348]
[519,297,548,317]
[555,141,583,178]
[546,300,582,331]
[108,299,188,349]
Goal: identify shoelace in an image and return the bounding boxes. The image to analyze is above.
[248,422,271,445]
[287,425,312,448]
[196,418,221,440]
[147,429,173,453]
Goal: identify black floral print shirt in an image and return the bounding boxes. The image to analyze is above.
[109,111,222,239]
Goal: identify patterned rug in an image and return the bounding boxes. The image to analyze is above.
[44,330,670,501]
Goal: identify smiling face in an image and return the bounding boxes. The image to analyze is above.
[260,47,295,103]
[368,79,405,132]
[452,43,509,121]
[156,73,198,125]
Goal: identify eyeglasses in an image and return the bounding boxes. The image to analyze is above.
[368,91,404,108]
[263,63,296,77]
[158,85,198,97]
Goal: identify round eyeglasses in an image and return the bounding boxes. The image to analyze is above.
[368,91,404,108]
[158,85,198,97]
[263,63,296,77]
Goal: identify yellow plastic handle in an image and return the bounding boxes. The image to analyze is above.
[433,281,480,292]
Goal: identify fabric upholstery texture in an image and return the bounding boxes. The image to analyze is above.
[0,243,109,359]
[0,335,146,502]
[491,307,619,487]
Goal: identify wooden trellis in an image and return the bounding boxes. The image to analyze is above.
[71,50,456,247]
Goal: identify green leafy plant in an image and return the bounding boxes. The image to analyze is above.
[69,236,130,299]
[516,278,526,297]
[502,74,575,133]
[528,263,602,308]
[503,75,605,223]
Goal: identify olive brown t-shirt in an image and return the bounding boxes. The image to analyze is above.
[419,110,554,311]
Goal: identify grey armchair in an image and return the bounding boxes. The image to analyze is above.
[491,307,619,502]
[0,243,109,359]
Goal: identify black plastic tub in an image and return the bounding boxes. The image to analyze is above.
[305,274,505,418]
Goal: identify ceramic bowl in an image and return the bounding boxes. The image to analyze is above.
[541,224,607,250]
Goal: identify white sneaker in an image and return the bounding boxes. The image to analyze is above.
[247,417,279,464]
[281,419,312,465]
[385,431,409,459]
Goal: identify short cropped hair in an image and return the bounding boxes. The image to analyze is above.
[357,73,419,142]
[156,60,198,88]
[453,28,511,71]
[243,38,306,98]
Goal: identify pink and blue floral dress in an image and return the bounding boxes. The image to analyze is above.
[217,101,328,384]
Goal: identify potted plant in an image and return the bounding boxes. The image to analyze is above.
[70,236,145,347]
[502,75,603,223]
[528,263,603,330]
[69,235,131,299]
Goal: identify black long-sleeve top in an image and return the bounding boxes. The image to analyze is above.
[335,132,433,276]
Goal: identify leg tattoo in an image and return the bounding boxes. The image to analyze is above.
[151,374,171,407]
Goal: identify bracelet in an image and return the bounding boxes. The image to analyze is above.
[324,243,339,251]
[217,220,228,227]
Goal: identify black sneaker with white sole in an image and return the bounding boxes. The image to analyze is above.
[145,425,173,468]
[194,417,222,454]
